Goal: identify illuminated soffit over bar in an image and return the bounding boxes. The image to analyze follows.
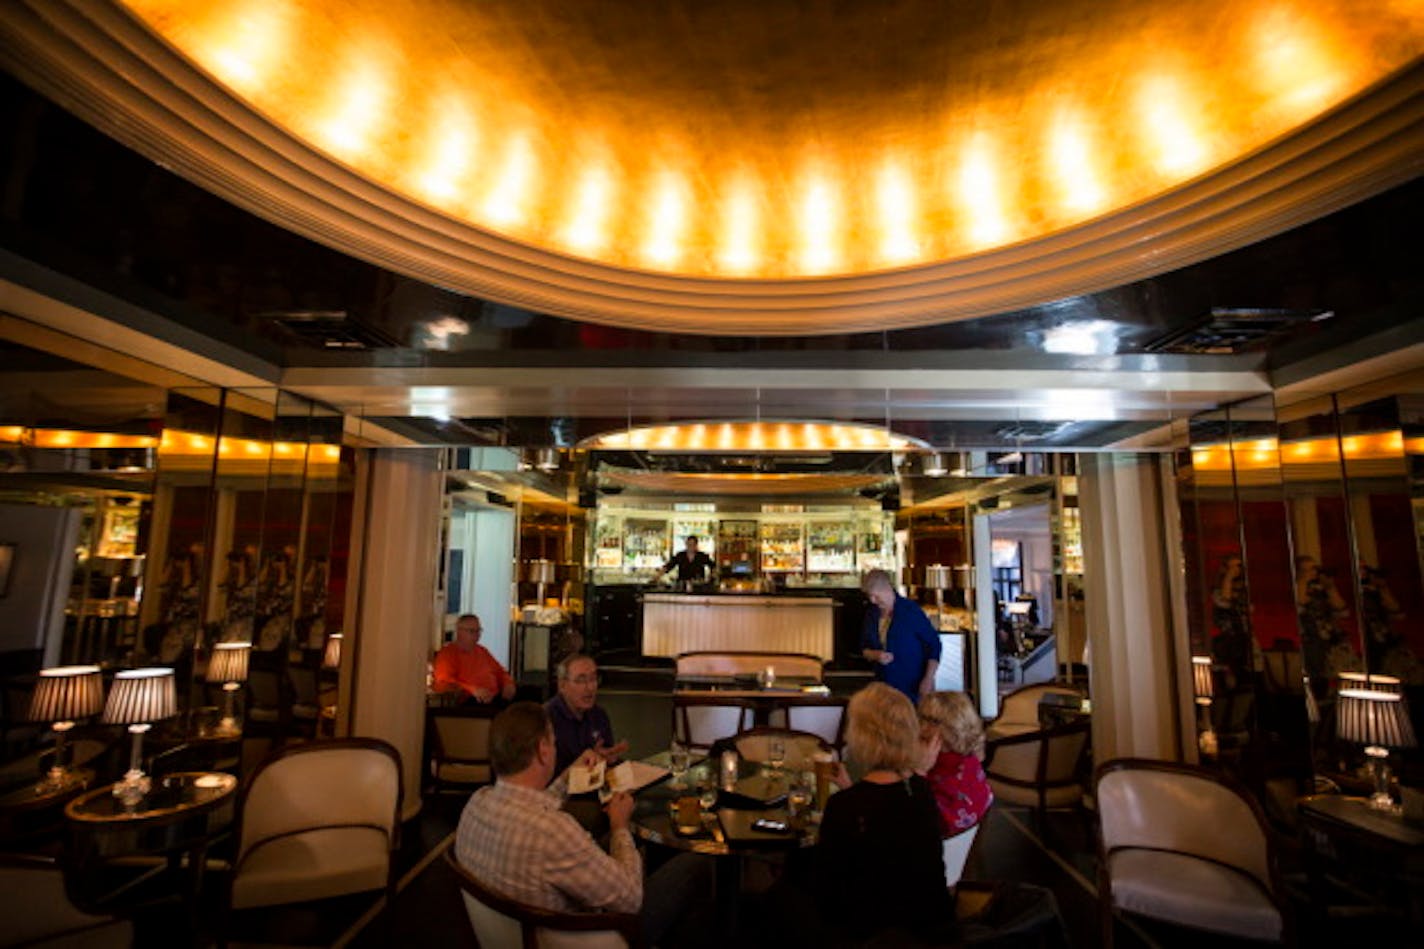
[2,1,1420,334]
[580,421,928,453]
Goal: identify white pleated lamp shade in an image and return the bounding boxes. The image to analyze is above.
[102,668,177,726]
[322,633,343,670]
[1338,671,1403,694]
[1191,656,1214,700]
[26,666,104,723]
[206,642,251,683]
[1337,689,1417,750]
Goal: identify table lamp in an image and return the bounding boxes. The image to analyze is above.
[25,665,104,791]
[527,559,556,607]
[1337,688,1418,810]
[1191,656,1217,756]
[206,642,250,736]
[102,668,177,806]
[925,565,952,627]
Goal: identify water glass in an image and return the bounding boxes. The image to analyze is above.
[669,743,690,789]
[768,736,786,773]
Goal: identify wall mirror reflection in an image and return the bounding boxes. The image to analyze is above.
[0,342,356,790]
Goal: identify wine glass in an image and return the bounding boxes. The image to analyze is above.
[768,736,786,775]
[669,741,690,789]
[698,774,718,812]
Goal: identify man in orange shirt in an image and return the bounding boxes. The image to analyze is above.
[433,613,517,704]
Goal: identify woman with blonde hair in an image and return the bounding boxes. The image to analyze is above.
[917,691,994,835]
[812,682,954,946]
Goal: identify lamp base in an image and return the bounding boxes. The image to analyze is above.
[1197,729,1218,758]
[1367,789,1399,812]
[1366,747,1398,812]
[112,769,151,808]
[34,766,82,795]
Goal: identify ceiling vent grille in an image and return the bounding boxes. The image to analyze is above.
[256,310,401,350]
[1145,307,1333,355]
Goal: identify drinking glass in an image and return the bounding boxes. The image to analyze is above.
[698,774,718,811]
[669,742,690,789]
[768,736,786,774]
[788,782,813,830]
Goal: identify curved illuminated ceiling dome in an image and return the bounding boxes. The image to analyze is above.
[2,1,1421,334]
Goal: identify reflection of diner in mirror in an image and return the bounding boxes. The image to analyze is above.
[1295,555,1357,691]
[1211,553,1260,688]
[220,545,258,643]
[1361,565,1421,683]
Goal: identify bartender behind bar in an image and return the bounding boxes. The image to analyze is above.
[662,535,715,583]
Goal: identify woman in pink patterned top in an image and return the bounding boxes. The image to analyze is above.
[916,691,993,834]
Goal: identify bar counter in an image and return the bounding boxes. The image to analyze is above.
[641,591,835,660]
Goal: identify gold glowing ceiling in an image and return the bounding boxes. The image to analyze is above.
[3,1,1422,333]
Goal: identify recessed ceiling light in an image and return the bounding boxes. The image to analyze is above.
[1042,320,1117,356]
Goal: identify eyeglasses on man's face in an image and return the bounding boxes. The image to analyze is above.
[566,673,600,687]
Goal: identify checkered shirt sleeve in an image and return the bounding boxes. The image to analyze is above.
[455,781,643,915]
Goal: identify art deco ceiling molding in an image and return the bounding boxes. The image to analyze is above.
[2,1,1422,336]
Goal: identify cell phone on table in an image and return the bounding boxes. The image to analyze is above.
[752,818,787,832]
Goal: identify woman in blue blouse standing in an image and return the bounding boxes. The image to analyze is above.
[860,569,941,701]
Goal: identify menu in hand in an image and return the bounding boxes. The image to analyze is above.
[568,759,670,798]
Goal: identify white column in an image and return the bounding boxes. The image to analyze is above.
[467,507,516,667]
[349,449,444,820]
[1079,453,1188,763]
[973,513,999,720]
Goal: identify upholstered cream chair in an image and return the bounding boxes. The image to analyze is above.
[941,823,980,890]
[426,704,498,791]
[732,727,833,771]
[228,738,402,912]
[983,719,1090,827]
[1095,758,1289,946]
[784,696,848,752]
[446,849,642,949]
[986,683,1082,740]
[674,651,823,681]
[672,695,752,752]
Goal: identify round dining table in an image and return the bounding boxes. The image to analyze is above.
[632,752,825,934]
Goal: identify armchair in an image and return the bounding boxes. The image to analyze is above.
[426,703,498,792]
[671,695,752,753]
[983,719,1090,828]
[784,696,848,752]
[674,651,823,681]
[732,727,833,771]
[1095,758,1289,946]
[987,683,1083,740]
[227,738,401,912]
[445,848,642,948]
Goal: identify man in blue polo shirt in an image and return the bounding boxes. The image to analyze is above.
[859,569,941,700]
[546,653,628,774]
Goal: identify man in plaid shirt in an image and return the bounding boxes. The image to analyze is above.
[456,702,708,943]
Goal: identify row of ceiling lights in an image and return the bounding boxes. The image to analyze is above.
[130,0,1390,277]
